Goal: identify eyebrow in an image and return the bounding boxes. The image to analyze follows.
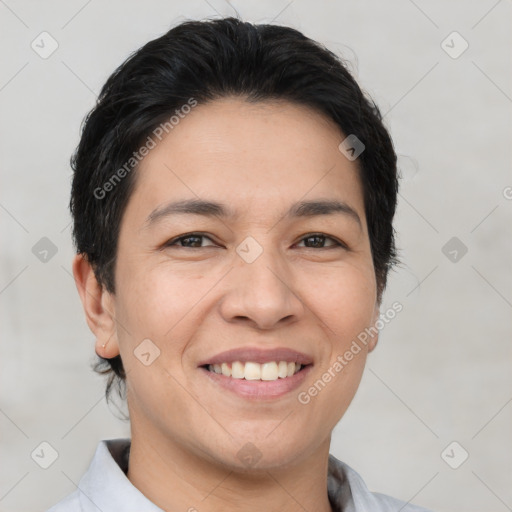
[144,198,362,229]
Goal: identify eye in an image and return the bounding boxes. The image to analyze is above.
[163,232,347,250]
[295,233,347,250]
[164,232,217,248]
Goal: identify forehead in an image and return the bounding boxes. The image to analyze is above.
[126,97,365,226]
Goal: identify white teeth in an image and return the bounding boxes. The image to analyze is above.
[261,362,278,381]
[207,360,304,381]
[244,362,261,380]
[221,363,231,377]
[278,361,288,378]
[231,361,245,379]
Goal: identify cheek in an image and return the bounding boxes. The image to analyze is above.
[115,258,205,339]
[304,262,376,399]
[115,251,376,349]
[304,261,377,338]
[112,266,192,412]
[113,260,217,390]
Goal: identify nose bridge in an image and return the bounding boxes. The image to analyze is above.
[237,235,292,299]
[220,235,304,328]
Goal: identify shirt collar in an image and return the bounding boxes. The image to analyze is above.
[77,439,162,511]
[74,438,407,512]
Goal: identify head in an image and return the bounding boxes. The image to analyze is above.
[71,17,398,469]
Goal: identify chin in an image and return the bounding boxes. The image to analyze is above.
[218,434,315,473]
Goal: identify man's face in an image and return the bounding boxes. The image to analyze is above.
[101,98,379,469]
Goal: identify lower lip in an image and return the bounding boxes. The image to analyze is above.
[199,365,313,400]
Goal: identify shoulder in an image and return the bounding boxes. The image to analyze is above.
[366,491,434,512]
[328,454,434,512]
[45,438,132,512]
[45,489,80,512]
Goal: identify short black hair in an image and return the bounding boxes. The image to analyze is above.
[70,16,398,404]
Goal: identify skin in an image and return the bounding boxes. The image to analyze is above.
[73,97,380,512]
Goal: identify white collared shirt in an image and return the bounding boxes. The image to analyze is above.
[46,438,433,512]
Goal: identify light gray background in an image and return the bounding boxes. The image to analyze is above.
[1,1,511,511]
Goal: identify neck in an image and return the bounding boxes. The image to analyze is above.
[126,421,334,512]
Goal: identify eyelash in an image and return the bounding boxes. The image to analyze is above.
[164,232,347,250]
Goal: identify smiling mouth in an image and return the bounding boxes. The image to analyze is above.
[201,361,310,381]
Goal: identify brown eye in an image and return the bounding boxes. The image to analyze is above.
[163,232,347,250]
[296,234,346,249]
[165,233,216,248]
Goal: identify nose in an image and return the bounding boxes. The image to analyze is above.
[219,246,305,330]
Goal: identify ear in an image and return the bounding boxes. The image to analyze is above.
[367,305,380,353]
[72,254,120,359]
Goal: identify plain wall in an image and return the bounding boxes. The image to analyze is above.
[1,1,511,511]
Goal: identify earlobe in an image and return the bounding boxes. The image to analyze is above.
[367,306,380,353]
[71,254,120,359]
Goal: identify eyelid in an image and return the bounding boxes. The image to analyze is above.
[163,231,216,248]
[163,232,349,250]
[295,233,348,250]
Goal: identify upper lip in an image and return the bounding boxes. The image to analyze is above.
[198,347,314,366]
